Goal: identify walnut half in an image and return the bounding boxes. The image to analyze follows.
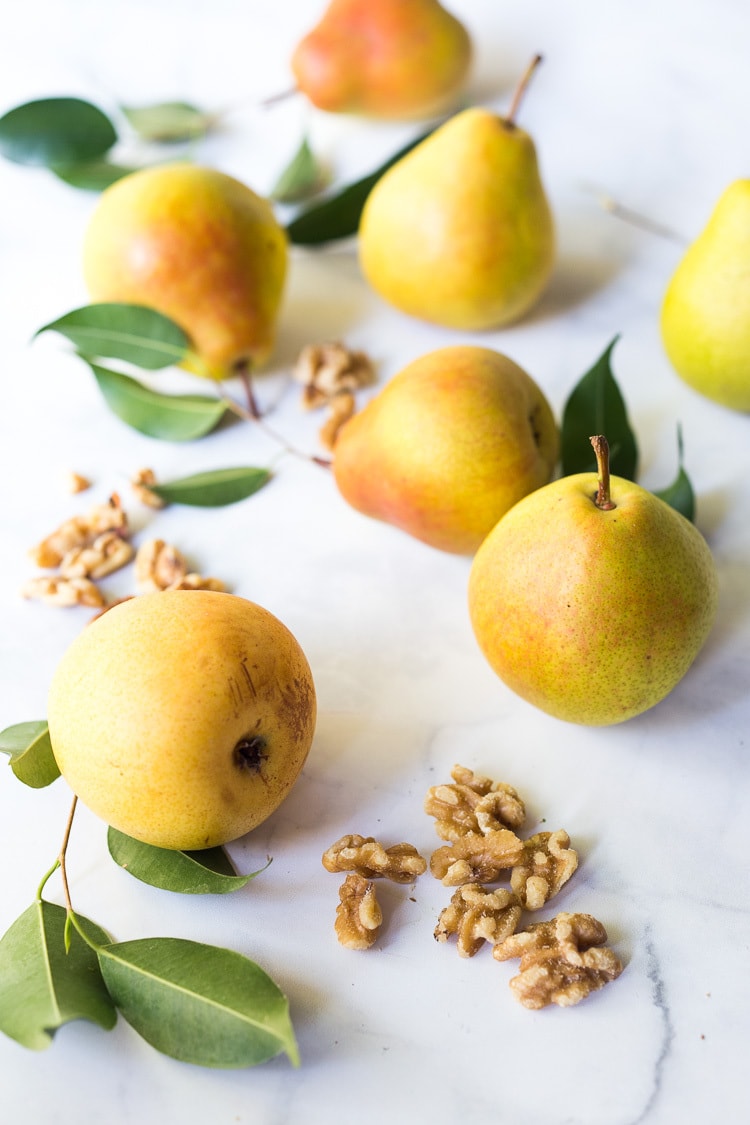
[510,830,579,911]
[430,829,524,886]
[435,885,522,958]
[335,873,383,950]
[424,764,526,842]
[322,834,427,884]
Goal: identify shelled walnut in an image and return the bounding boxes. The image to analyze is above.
[435,885,522,957]
[20,575,106,608]
[334,873,383,950]
[59,531,134,580]
[294,341,375,409]
[29,494,128,568]
[425,764,526,841]
[510,830,578,911]
[493,912,623,1009]
[322,834,427,884]
[430,829,524,886]
[130,467,166,509]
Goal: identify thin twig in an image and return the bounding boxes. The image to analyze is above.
[58,794,78,914]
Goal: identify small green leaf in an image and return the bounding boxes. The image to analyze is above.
[286,129,432,245]
[121,101,214,143]
[88,363,226,441]
[0,721,60,788]
[0,97,117,167]
[97,937,298,1067]
[107,828,266,894]
[0,902,115,1050]
[149,466,271,507]
[653,425,696,522]
[51,160,138,191]
[561,336,639,480]
[36,303,189,369]
[271,136,327,204]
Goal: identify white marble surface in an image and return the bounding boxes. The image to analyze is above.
[1,1,749,1122]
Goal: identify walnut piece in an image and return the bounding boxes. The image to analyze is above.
[319,391,355,451]
[135,539,188,592]
[29,494,127,568]
[425,763,526,841]
[131,467,166,509]
[294,341,375,409]
[322,834,427,884]
[510,830,579,911]
[435,885,522,957]
[170,573,227,592]
[20,575,106,608]
[334,873,383,950]
[430,829,524,886]
[63,471,91,494]
[59,531,134,580]
[493,912,623,1009]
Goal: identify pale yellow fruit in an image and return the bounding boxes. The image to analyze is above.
[83,163,288,380]
[661,179,750,411]
[48,591,316,849]
[332,345,559,554]
[468,466,718,725]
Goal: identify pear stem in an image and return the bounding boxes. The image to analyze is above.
[506,54,543,127]
[590,434,617,510]
[58,794,78,916]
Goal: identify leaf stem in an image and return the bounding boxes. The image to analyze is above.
[217,388,332,468]
[590,434,617,510]
[506,54,543,127]
[58,794,78,915]
[36,859,60,903]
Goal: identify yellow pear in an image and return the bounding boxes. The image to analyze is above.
[660,179,750,411]
[47,591,316,850]
[468,436,718,725]
[358,58,554,329]
[83,163,288,380]
[332,345,559,554]
[291,0,472,119]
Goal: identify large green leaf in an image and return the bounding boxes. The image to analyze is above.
[121,101,214,143]
[0,721,60,788]
[51,160,138,191]
[98,937,299,1067]
[88,363,226,441]
[0,902,115,1050]
[286,129,432,245]
[561,336,639,480]
[149,466,271,507]
[0,97,116,166]
[37,303,189,369]
[653,425,696,522]
[271,136,326,204]
[107,828,265,894]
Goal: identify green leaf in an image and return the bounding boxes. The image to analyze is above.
[0,97,117,167]
[121,101,214,143]
[88,363,226,441]
[51,159,137,191]
[97,937,298,1067]
[653,425,696,522]
[286,129,432,245]
[0,721,60,788]
[107,828,266,894]
[0,902,115,1050]
[561,336,639,480]
[36,303,189,369]
[271,136,327,204]
[149,466,271,507]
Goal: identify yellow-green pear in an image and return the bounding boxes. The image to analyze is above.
[358,58,554,330]
[83,163,288,380]
[47,591,316,850]
[332,345,559,554]
[661,179,750,411]
[468,436,718,725]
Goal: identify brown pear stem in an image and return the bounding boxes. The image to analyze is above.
[506,54,543,126]
[590,435,617,510]
[58,794,78,915]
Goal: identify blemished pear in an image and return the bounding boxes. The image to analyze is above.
[468,436,719,725]
[83,163,288,380]
[661,179,750,411]
[358,58,554,330]
[332,345,559,555]
[291,0,472,119]
[47,591,316,850]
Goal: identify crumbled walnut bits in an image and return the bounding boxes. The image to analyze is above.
[28,494,127,569]
[59,531,134,580]
[335,873,383,950]
[493,912,623,1009]
[20,575,106,608]
[130,467,166,509]
[510,830,579,911]
[318,391,356,451]
[435,885,522,958]
[134,539,226,594]
[62,471,91,494]
[294,341,375,409]
[322,834,427,883]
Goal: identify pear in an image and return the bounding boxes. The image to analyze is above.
[358,57,554,330]
[332,345,559,555]
[468,436,718,725]
[660,179,750,411]
[47,591,317,850]
[83,163,288,380]
[291,0,472,120]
